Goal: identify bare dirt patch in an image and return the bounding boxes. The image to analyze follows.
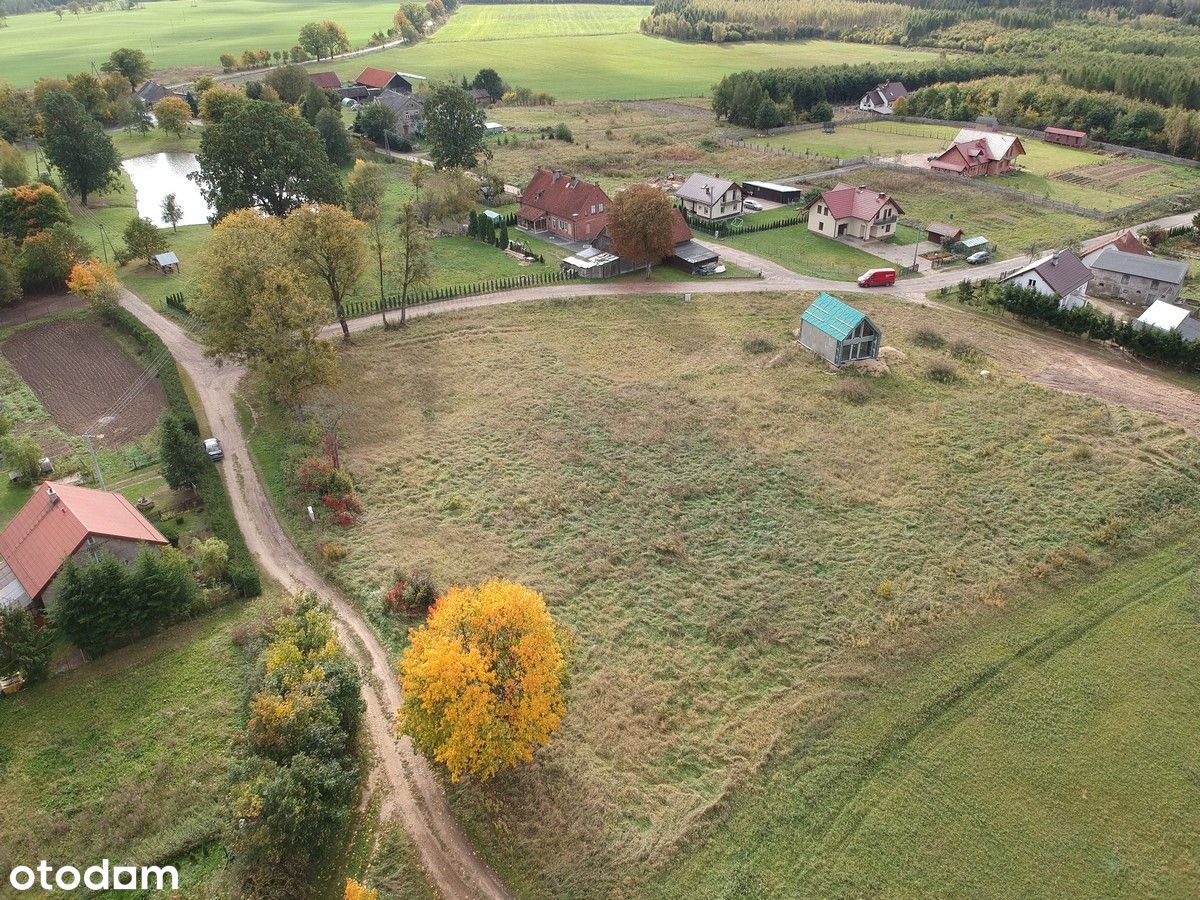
[0,293,84,329]
[1,318,166,444]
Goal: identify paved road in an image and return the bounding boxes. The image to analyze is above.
[118,289,512,900]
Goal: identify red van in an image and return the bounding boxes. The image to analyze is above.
[857,268,897,288]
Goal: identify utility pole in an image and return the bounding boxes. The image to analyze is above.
[83,433,106,489]
[98,224,109,265]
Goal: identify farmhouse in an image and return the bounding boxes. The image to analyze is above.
[926,223,964,245]
[858,81,909,115]
[798,293,881,366]
[518,169,611,241]
[1086,247,1188,306]
[742,180,806,204]
[930,129,1025,177]
[1000,250,1092,310]
[805,184,902,241]
[1134,300,1200,341]
[0,481,168,611]
[354,68,424,95]
[1045,126,1088,148]
[376,90,427,136]
[1080,230,1149,266]
[676,174,742,222]
[134,81,183,108]
[308,71,342,91]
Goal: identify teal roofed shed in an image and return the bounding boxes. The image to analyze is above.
[799,293,881,366]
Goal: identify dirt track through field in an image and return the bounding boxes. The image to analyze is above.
[2,317,165,444]
[117,290,511,900]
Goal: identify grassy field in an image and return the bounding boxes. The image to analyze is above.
[327,6,939,101]
[652,541,1200,898]
[716,221,900,279]
[812,166,1108,256]
[0,0,405,86]
[247,290,1200,898]
[0,600,262,889]
[764,122,1200,212]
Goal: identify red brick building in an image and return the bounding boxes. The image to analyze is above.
[1044,126,1087,148]
[517,169,611,242]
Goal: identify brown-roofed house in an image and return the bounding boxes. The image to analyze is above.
[858,81,909,115]
[805,184,903,241]
[676,173,742,222]
[929,128,1026,177]
[1000,250,1092,310]
[308,71,342,91]
[0,481,168,611]
[517,168,612,242]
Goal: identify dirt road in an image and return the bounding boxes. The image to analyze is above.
[118,289,511,900]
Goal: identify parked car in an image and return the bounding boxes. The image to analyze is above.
[857,268,897,288]
[966,250,991,265]
[742,198,763,211]
[204,438,224,461]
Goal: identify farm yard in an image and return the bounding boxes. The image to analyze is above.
[761,121,1200,212]
[241,290,1200,898]
[325,5,940,101]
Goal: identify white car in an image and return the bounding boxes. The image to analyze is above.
[204,437,224,461]
[743,199,763,211]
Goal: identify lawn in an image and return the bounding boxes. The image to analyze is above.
[0,0,405,86]
[0,600,261,888]
[652,540,1200,898]
[763,122,1200,212]
[328,6,939,101]
[248,290,1200,898]
[813,166,1108,257]
[716,223,899,280]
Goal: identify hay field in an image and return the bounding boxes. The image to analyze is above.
[249,290,1200,897]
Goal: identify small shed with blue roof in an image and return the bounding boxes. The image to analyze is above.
[799,292,881,366]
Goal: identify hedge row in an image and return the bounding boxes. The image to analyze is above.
[109,308,262,597]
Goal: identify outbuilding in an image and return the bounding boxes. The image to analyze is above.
[926,223,963,245]
[152,252,180,274]
[1045,126,1087,148]
[1086,247,1188,306]
[741,180,805,204]
[1135,300,1200,341]
[798,292,881,366]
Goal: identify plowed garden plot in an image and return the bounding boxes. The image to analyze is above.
[1,318,165,444]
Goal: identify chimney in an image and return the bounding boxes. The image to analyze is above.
[47,485,58,506]
[552,170,563,182]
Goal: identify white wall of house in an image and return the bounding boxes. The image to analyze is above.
[1008,270,1089,311]
[680,186,742,221]
[806,203,898,240]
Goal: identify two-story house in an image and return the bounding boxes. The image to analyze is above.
[805,184,903,241]
[517,169,611,242]
[675,174,742,222]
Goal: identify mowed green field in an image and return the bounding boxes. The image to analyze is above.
[0,0,403,86]
[654,541,1200,898]
[258,290,1200,897]
[765,122,1200,211]
[328,5,939,100]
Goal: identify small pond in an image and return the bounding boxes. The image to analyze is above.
[121,152,213,227]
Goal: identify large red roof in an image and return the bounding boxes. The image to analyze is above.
[813,183,903,221]
[308,71,342,90]
[519,169,611,221]
[355,67,396,89]
[0,481,167,599]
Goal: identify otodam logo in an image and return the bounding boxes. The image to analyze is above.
[8,861,179,892]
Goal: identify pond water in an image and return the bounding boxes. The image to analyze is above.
[121,152,213,228]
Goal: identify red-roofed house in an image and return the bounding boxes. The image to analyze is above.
[354,68,421,94]
[1044,126,1087,148]
[0,482,168,611]
[805,184,904,241]
[929,128,1025,177]
[308,71,342,91]
[1081,230,1150,266]
[517,169,611,241]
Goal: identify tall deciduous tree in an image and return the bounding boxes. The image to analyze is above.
[40,91,122,206]
[398,579,568,782]
[0,183,69,241]
[394,202,431,327]
[346,160,391,324]
[193,100,344,218]
[18,222,91,288]
[315,107,352,165]
[0,139,26,188]
[357,103,396,144]
[100,48,150,91]
[263,64,312,105]
[423,83,487,170]
[161,192,183,232]
[122,214,168,264]
[472,68,506,101]
[607,183,676,277]
[155,95,192,138]
[286,203,366,341]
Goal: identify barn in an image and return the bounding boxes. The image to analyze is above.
[1045,126,1087,148]
[741,180,806,204]
[798,293,881,366]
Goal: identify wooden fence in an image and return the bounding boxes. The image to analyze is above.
[340,269,578,319]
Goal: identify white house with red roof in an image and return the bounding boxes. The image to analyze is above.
[517,169,612,242]
[0,482,168,611]
[929,128,1026,177]
[805,184,903,241]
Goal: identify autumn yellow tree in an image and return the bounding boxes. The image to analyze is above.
[286,203,366,342]
[154,96,192,139]
[398,579,568,782]
[344,879,379,900]
[66,258,120,316]
[607,183,676,278]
